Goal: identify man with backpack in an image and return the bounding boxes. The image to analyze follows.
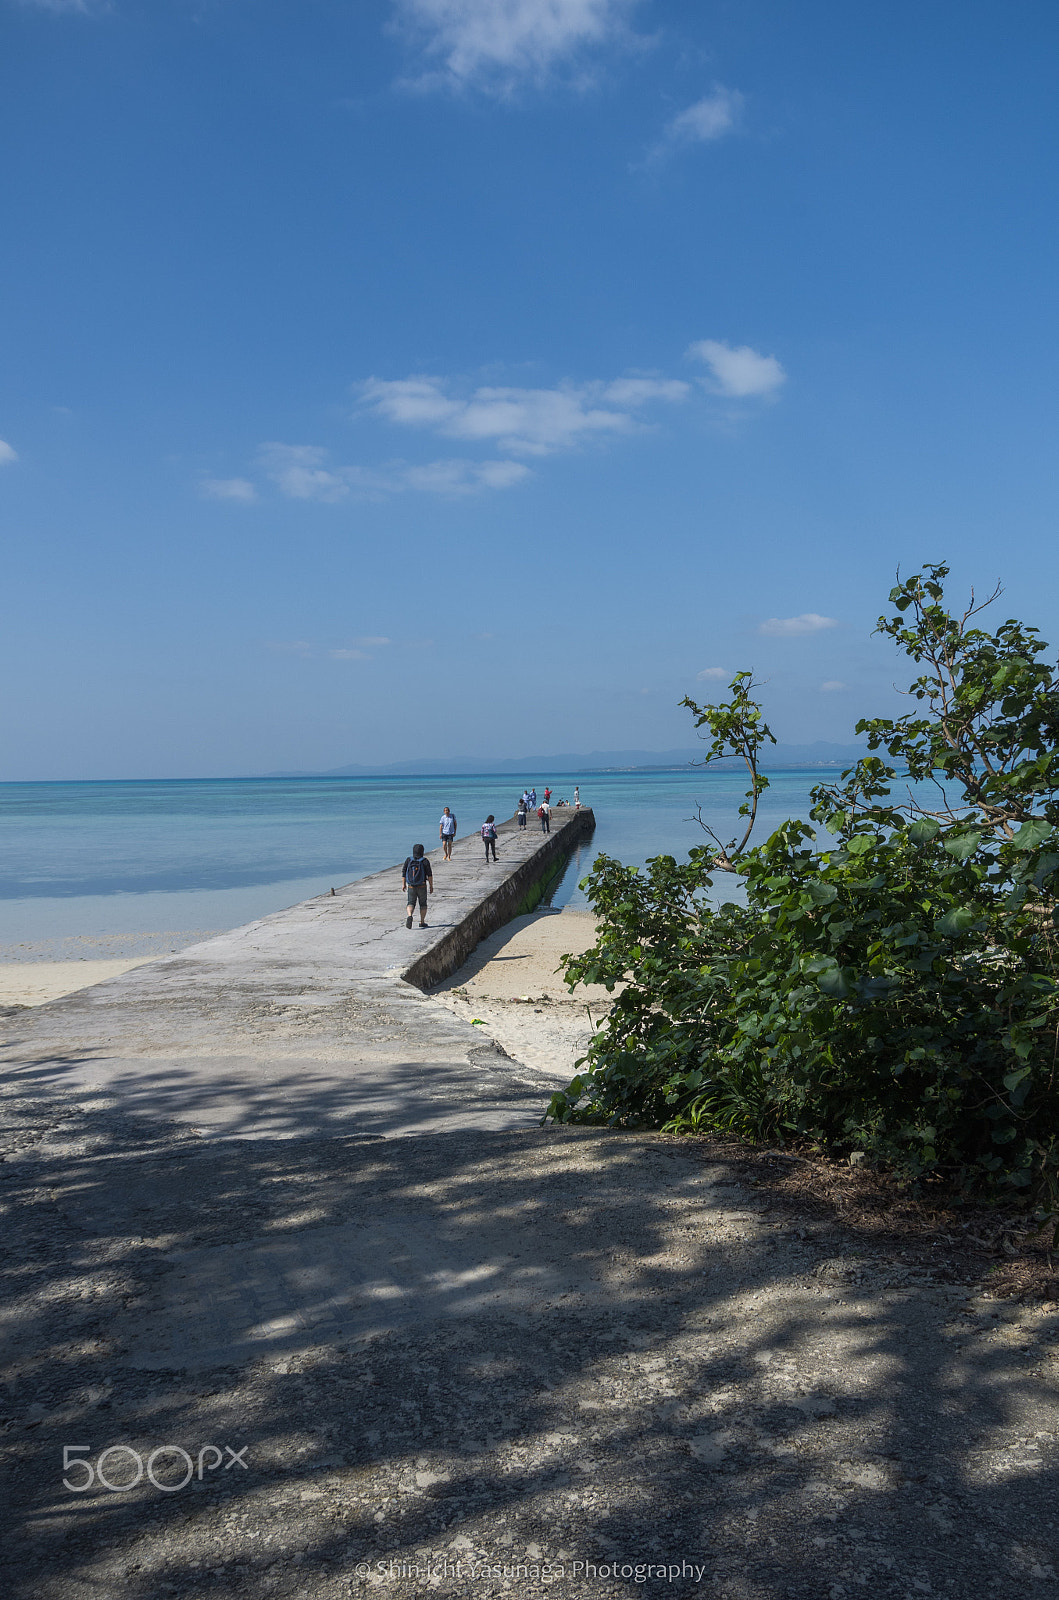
[538,800,551,833]
[402,843,433,928]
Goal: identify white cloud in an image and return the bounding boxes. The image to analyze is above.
[696,666,727,681]
[0,440,17,465]
[688,339,786,399]
[329,648,370,661]
[17,0,97,12]
[758,614,838,638]
[820,680,847,692]
[393,0,640,93]
[667,87,742,143]
[259,444,350,503]
[356,636,392,648]
[403,457,531,493]
[359,373,689,456]
[256,441,530,500]
[267,640,312,656]
[201,476,256,502]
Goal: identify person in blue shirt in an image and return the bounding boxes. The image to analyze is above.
[438,807,457,861]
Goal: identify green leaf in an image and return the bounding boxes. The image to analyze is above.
[908,818,941,844]
[943,831,982,860]
[817,966,852,999]
[808,881,839,905]
[846,834,877,856]
[1012,818,1052,851]
[935,907,979,937]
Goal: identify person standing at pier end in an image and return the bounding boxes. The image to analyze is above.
[402,844,433,928]
[439,807,457,860]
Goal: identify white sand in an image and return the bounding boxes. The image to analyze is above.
[0,958,158,1008]
[430,908,615,1082]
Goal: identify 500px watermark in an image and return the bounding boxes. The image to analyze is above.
[62,1444,249,1493]
[356,1561,711,1585]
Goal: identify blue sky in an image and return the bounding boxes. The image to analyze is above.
[3,0,1058,778]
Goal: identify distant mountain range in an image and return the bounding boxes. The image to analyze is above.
[261,742,870,778]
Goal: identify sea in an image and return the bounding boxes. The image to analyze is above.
[0,769,863,961]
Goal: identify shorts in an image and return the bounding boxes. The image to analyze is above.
[406,883,428,907]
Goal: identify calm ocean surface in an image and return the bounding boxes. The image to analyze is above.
[0,770,860,958]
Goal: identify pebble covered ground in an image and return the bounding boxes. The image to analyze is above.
[2,1071,1058,1600]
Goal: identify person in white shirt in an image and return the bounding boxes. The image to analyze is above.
[438,807,457,861]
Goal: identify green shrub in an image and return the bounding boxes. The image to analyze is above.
[548,567,1059,1208]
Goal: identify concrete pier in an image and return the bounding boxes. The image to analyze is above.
[0,806,594,1141]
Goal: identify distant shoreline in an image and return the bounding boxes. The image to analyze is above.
[1,759,875,787]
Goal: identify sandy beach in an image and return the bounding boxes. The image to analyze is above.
[0,957,158,1008]
[429,906,614,1081]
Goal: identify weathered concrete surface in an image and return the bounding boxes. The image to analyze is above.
[0,809,593,1141]
[0,1090,1057,1600]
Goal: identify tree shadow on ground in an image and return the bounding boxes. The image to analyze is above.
[1,1062,1057,1600]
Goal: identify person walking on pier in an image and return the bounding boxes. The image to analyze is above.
[538,800,551,833]
[439,807,457,860]
[402,844,433,928]
[517,797,528,830]
[481,815,499,862]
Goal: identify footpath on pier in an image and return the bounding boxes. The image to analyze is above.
[1,804,1057,1600]
[0,806,594,1142]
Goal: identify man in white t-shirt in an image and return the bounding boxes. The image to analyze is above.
[439,807,457,861]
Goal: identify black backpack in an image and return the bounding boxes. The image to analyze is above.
[406,855,428,886]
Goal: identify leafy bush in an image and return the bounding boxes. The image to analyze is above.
[548,567,1059,1207]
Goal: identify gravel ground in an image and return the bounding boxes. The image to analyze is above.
[2,1071,1058,1600]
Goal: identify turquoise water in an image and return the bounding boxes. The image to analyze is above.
[0,770,853,956]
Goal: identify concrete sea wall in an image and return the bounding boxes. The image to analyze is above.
[401,806,595,991]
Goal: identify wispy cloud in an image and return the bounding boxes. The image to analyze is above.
[200,476,256,503]
[668,87,742,143]
[267,637,390,661]
[759,614,838,638]
[403,457,532,493]
[17,0,99,12]
[392,0,642,94]
[696,666,727,681]
[257,442,531,501]
[259,444,351,503]
[358,373,689,456]
[820,679,847,692]
[225,345,780,508]
[266,640,313,657]
[688,339,786,399]
[644,86,743,163]
[0,440,17,466]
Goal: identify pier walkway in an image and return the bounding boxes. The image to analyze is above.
[0,807,594,1141]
